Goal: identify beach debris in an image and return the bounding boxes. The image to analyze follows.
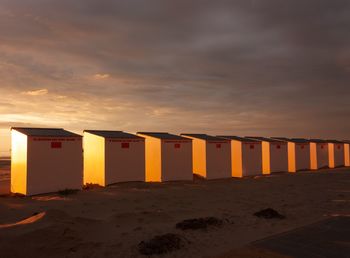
[254,208,286,219]
[176,217,223,230]
[58,189,79,196]
[193,173,206,181]
[2,192,26,198]
[138,233,184,255]
[83,183,102,190]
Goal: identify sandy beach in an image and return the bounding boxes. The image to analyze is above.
[0,163,349,257]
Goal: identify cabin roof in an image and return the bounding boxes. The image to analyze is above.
[272,137,290,141]
[272,137,309,143]
[327,139,345,144]
[181,133,226,141]
[11,127,81,137]
[217,135,260,142]
[245,136,285,143]
[84,130,143,139]
[137,132,189,140]
[290,138,310,143]
[309,139,327,143]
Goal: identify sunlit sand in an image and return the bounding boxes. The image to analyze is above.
[0,164,349,257]
[0,212,46,229]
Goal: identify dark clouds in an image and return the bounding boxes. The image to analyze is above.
[1,0,350,155]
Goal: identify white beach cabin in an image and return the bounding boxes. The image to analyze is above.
[327,140,345,168]
[343,140,350,167]
[217,136,262,177]
[309,139,329,170]
[246,137,288,174]
[83,130,145,186]
[136,132,193,182]
[11,127,83,196]
[272,138,311,172]
[181,134,231,179]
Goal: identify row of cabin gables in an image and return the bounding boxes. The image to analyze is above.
[9,127,350,196]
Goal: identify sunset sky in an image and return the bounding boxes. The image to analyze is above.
[1,0,350,156]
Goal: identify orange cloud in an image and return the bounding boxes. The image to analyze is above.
[22,89,48,96]
[93,74,110,80]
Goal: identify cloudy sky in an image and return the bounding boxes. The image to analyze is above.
[1,0,350,156]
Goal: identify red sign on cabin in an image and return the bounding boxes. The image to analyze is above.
[216,144,221,149]
[337,145,341,149]
[301,145,305,149]
[51,142,62,149]
[121,143,130,149]
[276,145,281,149]
[321,145,324,149]
[174,143,181,149]
[250,145,255,149]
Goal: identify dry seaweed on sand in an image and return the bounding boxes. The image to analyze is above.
[83,183,103,190]
[0,192,26,198]
[254,208,286,219]
[57,189,79,196]
[176,217,223,230]
[138,233,185,255]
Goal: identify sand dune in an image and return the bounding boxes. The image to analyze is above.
[0,167,349,257]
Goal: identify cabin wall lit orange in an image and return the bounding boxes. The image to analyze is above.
[287,142,310,172]
[328,143,345,168]
[83,132,145,186]
[261,141,288,174]
[261,141,270,174]
[287,142,296,172]
[310,143,317,170]
[83,132,105,186]
[181,136,231,179]
[344,143,350,167]
[190,138,207,178]
[310,142,328,170]
[143,136,162,182]
[137,134,193,182]
[229,140,262,177]
[231,141,243,177]
[328,143,335,168]
[11,130,28,195]
[11,130,83,196]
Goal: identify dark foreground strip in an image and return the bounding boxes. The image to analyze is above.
[253,216,350,258]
